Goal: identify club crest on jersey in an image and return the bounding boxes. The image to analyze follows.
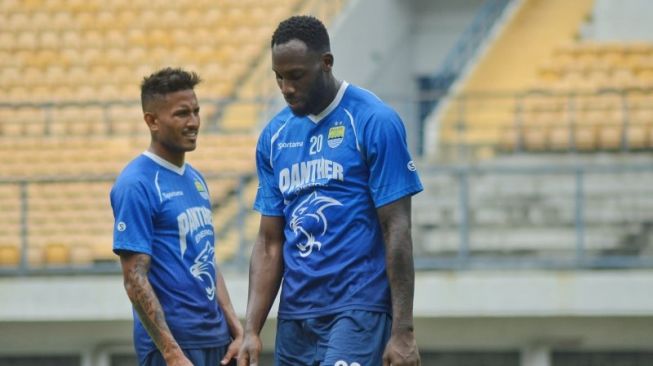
[327,124,345,148]
[194,179,210,200]
[289,192,343,257]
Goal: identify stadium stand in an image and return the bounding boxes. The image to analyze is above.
[432,0,653,159]
[513,42,653,152]
[0,1,302,105]
[434,0,601,159]
[0,0,347,268]
[0,134,255,267]
[416,0,653,265]
[413,157,653,263]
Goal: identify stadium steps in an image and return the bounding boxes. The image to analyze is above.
[414,155,653,260]
[437,0,595,160]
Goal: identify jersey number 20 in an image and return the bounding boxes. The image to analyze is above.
[310,135,323,155]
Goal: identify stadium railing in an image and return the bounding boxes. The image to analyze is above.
[0,173,253,276]
[414,162,653,270]
[2,162,653,275]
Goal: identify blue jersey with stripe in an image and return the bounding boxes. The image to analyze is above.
[110,152,230,362]
[254,82,423,319]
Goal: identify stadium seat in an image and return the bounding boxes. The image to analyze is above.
[44,243,71,266]
[0,245,20,267]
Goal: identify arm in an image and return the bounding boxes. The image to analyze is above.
[238,215,285,366]
[216,268,244,365]
[119,251,192,366]
[377,196,421,366]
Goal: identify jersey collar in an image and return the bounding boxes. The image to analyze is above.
[143,151,186,175]
[308,81,349,124]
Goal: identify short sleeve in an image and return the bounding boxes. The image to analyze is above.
[362,108,423,207]
[110,179,156,255]
[253,128,285,216]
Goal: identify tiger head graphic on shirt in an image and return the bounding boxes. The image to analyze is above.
[289,191,343,257]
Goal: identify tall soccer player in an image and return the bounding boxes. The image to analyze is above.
[238,16,422,366]
[110,68,242,366]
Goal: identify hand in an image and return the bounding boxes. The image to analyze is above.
[237,332,262,366]
[382,329,421,366]
[221,333,243,365]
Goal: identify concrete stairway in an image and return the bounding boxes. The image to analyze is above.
[413,154,653,263]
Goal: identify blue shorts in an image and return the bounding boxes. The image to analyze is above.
[275,310,391,366]
[141,345,234,366]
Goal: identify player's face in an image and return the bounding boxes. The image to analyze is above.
[147,89,200,164]
[272,39,330,116]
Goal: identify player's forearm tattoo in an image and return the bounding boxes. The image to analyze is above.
[381,212,416,331]
[125,255,178,355]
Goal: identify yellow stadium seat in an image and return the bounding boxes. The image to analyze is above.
[44,242,71,266]
[50,11,73,31]
[0,33,15,51]
[70,244,95,266]
[598,123,623,150]
[549,124,572,151]
[0,245,20,267]
[7,12,30,32]
[215,230,240,263]
[39,31,60,49]
[220,101,262,131]
[61,30,82,49]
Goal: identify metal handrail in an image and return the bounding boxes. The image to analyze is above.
[415,162,653,270]
[1,161,653,275]
[437,0,512,78]
[0,172,252,276]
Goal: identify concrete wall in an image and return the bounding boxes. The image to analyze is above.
[589,0,653,41]
[411,0,486,75]
[330,0,484,155]
[330,0,417,149]
[1,270,653,365]
[332,0,485,86]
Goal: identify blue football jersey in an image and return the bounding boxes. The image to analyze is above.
[110,151,231,362]
[254,82,423,319]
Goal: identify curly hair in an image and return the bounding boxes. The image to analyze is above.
[140,67,201,112]
[271,15,330,53]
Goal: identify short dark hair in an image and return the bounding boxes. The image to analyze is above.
[271,15,330,53]
[140,67,201,112]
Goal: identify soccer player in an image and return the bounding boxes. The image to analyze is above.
[110,67,242,366]
[238,16,422,366]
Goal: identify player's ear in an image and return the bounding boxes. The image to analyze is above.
[144,112,158,132]
[321,52,334,72]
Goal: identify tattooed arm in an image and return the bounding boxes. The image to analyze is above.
[377,196,421,366]
[120,251,192,366]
